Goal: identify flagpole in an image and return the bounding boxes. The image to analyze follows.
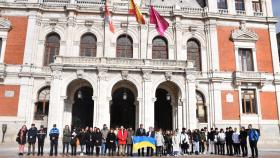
[103,0,106,58]
[145,0,151,59]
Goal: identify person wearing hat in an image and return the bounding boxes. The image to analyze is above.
[37,125,46,156]
[27,123,38,156]
[49,124,60,156]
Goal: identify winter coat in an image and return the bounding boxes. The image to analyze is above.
[180,132,189,144]
[200,131,206,142]
[27,127,38,143]
[37,129,46,143]
[239,130,247,144]
[17,129,27,145]
[49,127,59,141]
[192,132,201,142]
[232,132,240,144]
[164,134,172,145]
[146,131,155,138]
[208,131,215,141]
[126,130,134,145]
[155,132,165,147]
[172,133,180,152]
[86,131,95,146]
[78,131,86,145]
[70,131,78,146]
[225,131,233,143]
[248,129,259,142]
[117,129,128,145]
[101,128,109,143]
[136,128,146,136]
[218,132,226,144]
[63,128,71,143]
[94,132,103,146]
[106,132,117,148]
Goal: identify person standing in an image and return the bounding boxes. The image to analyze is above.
[37,125,46,156]
[146,127,155,156]
[16,125,27,156]
[94,128,103,156]
[164,131,172,156]
[200,128,206,154]
[248,124,259,158]
[218,129,226,155]
[208,128,215,154]
[172,129,180,156]
[232,128,240,156]
[62,125,71,156]
[155,129,165,156]
[106,128,117,156]
[85,127,91,155]
[136,124,146,156]
[180,128,189,155]
[126,127,134,156]
[193,129,200,155]
[239,126,248,157]
[78,128,86,156]
[88,127,95,155]
[101,124,109,156]
[70,128,78,156]
[49,124,59,156]
[225,127,233,155]
[117,126,128,156]
[214,128,219,155]
[27,123,37,156]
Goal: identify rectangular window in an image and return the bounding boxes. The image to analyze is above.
[241,89,257,114]
[235,0,245,11]
[217,0,228,9]
[252,0,262,12]
[238,48,254,71]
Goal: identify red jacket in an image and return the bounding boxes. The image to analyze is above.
[117,129,128,145]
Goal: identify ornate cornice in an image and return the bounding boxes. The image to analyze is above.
[231,21,258,42]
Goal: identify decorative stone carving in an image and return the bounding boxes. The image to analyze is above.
[231,21,258,42]
[76,69,84,79]
[97,67,108,81]
[189,26,198,35]
[49,18,58,31]
[142,70,152,81]
[165,72,172,81]
[0,17,11,31]
[121,70,129,80]
[45,77,52,85]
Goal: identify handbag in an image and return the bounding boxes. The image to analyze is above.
[16,136,20,143]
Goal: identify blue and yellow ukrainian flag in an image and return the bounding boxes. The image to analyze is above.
[133,136,156,151]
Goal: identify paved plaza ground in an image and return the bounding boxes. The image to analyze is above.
[1,142,280,158]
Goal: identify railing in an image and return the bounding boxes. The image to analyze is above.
[254,12,263,16]
[218,9,228,14]
[75,0,104,7]
[233,71,266,86]
[236,10,246,15]
[42,0,70,5]
[181,7,204,14]
[54,56,192,69]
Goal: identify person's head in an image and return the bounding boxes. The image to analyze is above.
[128,127,132,131]
[85,126,89,131]
[175,129,179,133]
[120,126,124,130]
[210,128,214,131]
[53,124,56,128]
[248,124,252,129]
[204,127,208,131]
[40,125,44,129]
[103,124,107,129]
[96,128,100,133]
[81,128,85,132]
[229,127,233,131]
[234,128,237,132]
[220,128,224,133]
[110,128,114,133]
[31,123,35,128]
[215,128,219,132]
[65,125,69,130]
[226,127,229,131]
[90,127,93,132]
[21,125,27,130]
[149,127,153,131]
[140,124,143,128]
[201,128,204,132]
[241,126,245,131]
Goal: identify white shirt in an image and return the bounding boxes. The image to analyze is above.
[232,132,240,143]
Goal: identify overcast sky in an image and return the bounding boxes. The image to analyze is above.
[272,0,280,32]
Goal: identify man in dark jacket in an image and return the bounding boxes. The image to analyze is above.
[37,125,46,156]
[27,123,37,156]
[225,127,234,156]
[208,128,215,154]
[49,124,59,156]
[239,126,248,157]
[126,127,134,156]
[146,127,155,156]
[136,124,146,156]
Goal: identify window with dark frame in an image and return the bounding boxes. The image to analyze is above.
[196,91,207,123]
[34,87,50,120]
[80,33,97,57]
[0,38,2,58]
[238,48,254,71]
[187,39,201,71]
[241,89,257,114]
[252,0,262,12]
[235,0,245,11]
[116,35,133,58]
[152,36,168,59]
[44,33,60,66]
[217,0,228,9]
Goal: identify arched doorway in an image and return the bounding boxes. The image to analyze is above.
[110,80,138,129]
[67,79,94,129]
[154,81,181,130]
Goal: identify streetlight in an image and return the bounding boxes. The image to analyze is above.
[166,93,171,101]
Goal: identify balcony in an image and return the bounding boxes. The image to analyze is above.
[218,9,228,15]
[254,12,264,17]
[236,10,246,15]
[233,71,266,87]
[53,56,193,71]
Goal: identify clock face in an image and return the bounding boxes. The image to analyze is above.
[38,88,50,101]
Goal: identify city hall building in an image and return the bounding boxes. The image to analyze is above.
[0,0,280,145]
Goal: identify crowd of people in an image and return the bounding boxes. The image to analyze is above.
[16,123,260,158]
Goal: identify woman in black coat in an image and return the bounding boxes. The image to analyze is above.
[17,125,27,155]
[239,127,248,157]
[94,128,103,156]
[78,128,86,155]
[106,128,117,156]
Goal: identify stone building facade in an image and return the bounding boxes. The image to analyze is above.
[0,0,280,145]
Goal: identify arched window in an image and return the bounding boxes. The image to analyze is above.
[152,36,168,59]
[116,34,133,58]
[80,33,97,57]
[44,33,60,66]
[187,39,201,71]
[196,91,207,123]
[34,87,50,120]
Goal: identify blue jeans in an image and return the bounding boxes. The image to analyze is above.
[101,142,106,155]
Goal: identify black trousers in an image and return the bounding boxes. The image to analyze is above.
[156,146,163,156]
[63,142,69,154]
[147,147,154,156]
[27,142,35,155]
[86,143,90,155]
[240,142,248,157]
[108,147,114,156]
[138,148,144,156]
[226,142,233,155]
[71,145,77,156]
[199,141,205,153]
[90,144,94,155]
[214,142,220,154]
[219,143,225,155]
[96,146,101,156]
[233,143,240,155]
[126,144,133,156]
[37,141,44,156]
[249,141,258,157]
[50,140,58,156]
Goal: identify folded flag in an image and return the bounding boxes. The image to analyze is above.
[104,0,115,33]
[129,0,145,24]
[133,136,156,151]
[149,5,169,36]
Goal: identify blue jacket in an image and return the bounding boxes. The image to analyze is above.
[49,127,59,141]
[248,129,259,142]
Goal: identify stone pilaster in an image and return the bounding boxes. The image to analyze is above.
[186,73,197,130]
[142,69,153,129]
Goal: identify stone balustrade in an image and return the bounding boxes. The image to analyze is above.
[233,71,267,86]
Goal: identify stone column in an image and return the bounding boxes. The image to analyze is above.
[227,0,236,15]
[181,99,187,128]
[66,11,76,57]
[186,73,197,130]
[92,96,98,127]
[0,38,7,63]
[209,80,222,127]
[177,100,183,131]
[245,0,254,16]
[142,70,154,129]
[268,23,280,73]
[206,0,218,13]
[95,68,110,128]
[63,97,73,128]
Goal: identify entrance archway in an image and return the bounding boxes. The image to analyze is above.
[110,80,138,129]
[154,81,181,130]
[66,79,94,129]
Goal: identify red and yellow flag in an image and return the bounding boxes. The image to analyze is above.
[129,0,145,24]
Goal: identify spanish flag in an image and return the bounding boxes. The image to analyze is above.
[133,136,156,151]
[129,0,145,24]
